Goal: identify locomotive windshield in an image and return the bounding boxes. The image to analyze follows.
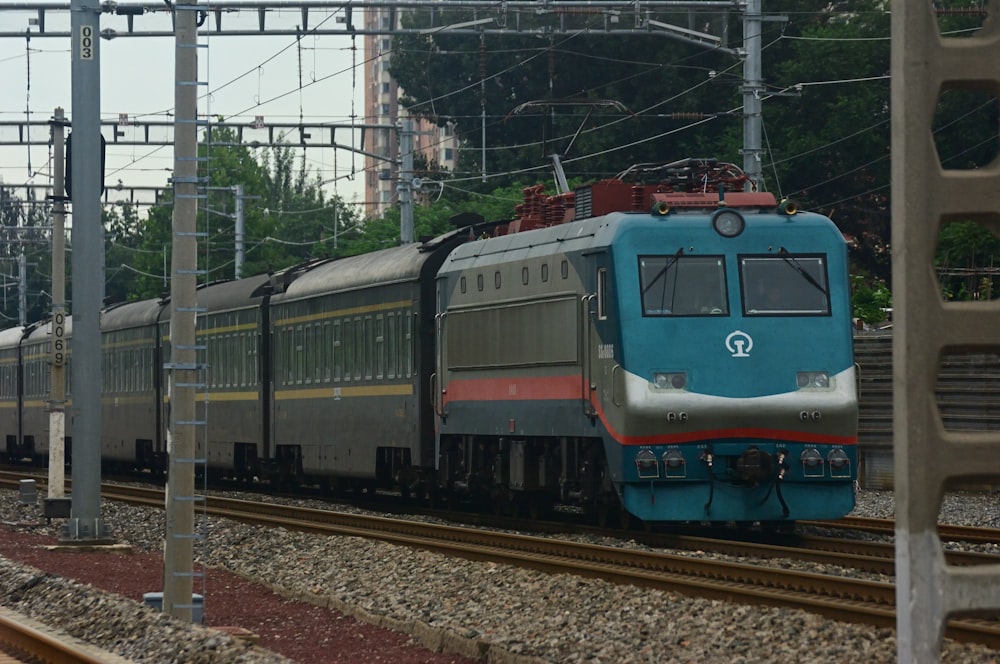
[639,254,728,316]
[741,253,831,315]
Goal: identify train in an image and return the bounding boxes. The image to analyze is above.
[0,159,858,526]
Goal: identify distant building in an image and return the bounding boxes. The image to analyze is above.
[364,9,458,218]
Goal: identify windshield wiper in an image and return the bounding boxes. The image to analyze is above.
[641,247,685,296]
[778,247,828,296]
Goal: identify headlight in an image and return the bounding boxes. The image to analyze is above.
[827,448,850,468]
[800,448,823,467]
[652,372,687,390]
[712,209,745,237]
[635,449,659,479]
[663,449,685,469]
[796,371,832,389]
[800,448,824,478]
[827,448,851,478]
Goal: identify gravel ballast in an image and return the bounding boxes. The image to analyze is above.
[1,488,999,663]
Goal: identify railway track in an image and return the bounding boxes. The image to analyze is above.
[0,606,129,664]
[803,515,1000,545]
[4,472,1000,647]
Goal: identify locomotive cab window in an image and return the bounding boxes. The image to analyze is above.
[639,255,728,316]
[741,254,830,316]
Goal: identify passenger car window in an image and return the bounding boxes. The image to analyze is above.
[639,255,728,316]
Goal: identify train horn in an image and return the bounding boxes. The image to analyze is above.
[651,200,670,216]
[778,199,798,215]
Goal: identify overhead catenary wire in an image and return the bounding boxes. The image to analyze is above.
[0,3,921,248]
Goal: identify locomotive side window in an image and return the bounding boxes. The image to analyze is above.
[597,268,608,320]
[740,254,830,316]
[541,263,549,282]
[639,255,728,316]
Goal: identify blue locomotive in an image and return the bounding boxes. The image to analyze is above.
[0,159,857,525]
[436,160,857,523]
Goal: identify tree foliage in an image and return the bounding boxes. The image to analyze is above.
[116,128,358,301]
[2,0,1000,327]
[391,7,739,189]
[389,0,1000,299]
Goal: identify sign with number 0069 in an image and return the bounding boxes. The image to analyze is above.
[51,311,66,367]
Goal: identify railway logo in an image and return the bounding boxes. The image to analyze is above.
[725,330,753,357]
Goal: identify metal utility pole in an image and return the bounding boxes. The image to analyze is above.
[63,0,109,542]
[398,119,414,245]
[163,1,203,623]
[48,107,69,502]
[742,0,764,190]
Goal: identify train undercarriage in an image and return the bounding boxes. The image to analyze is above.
[435,434,622,523]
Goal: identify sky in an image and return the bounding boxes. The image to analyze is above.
[0,4,369,211]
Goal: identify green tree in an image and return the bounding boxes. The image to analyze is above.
[761,1,892,283]
[122,128,358,300]
[851,275,892,326]
[390,8,742,191]
[105,201,146,303]
[0,187,53,324]
[936,221,1000,301]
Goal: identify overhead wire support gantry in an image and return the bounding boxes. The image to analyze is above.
[2,1,742,45]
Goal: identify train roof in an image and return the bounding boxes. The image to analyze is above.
[441,215,607,272]
[271,228,473,301]
[102,297,167,330]
[272,245,430,301]
[24,317,71,343]
[0,325,27,351]
[191,273,272,313]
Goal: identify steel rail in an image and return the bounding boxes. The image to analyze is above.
[801,516,1000,545]
[0,607,123,664]
[89,483,1000,649]
[3,472,1000,647]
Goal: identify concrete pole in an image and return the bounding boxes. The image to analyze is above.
[234,184,245,279]
[742,0,763,190]
[163,1,199,622]
[48,107,68,500]
[64,0,108,542]
[398,119,414,244]
[17,253,26,327]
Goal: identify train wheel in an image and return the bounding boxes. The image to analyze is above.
[594,500,613,528]
[761,521,796,535]
[618,508,632,531]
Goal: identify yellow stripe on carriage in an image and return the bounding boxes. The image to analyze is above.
[274,383,414,400]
